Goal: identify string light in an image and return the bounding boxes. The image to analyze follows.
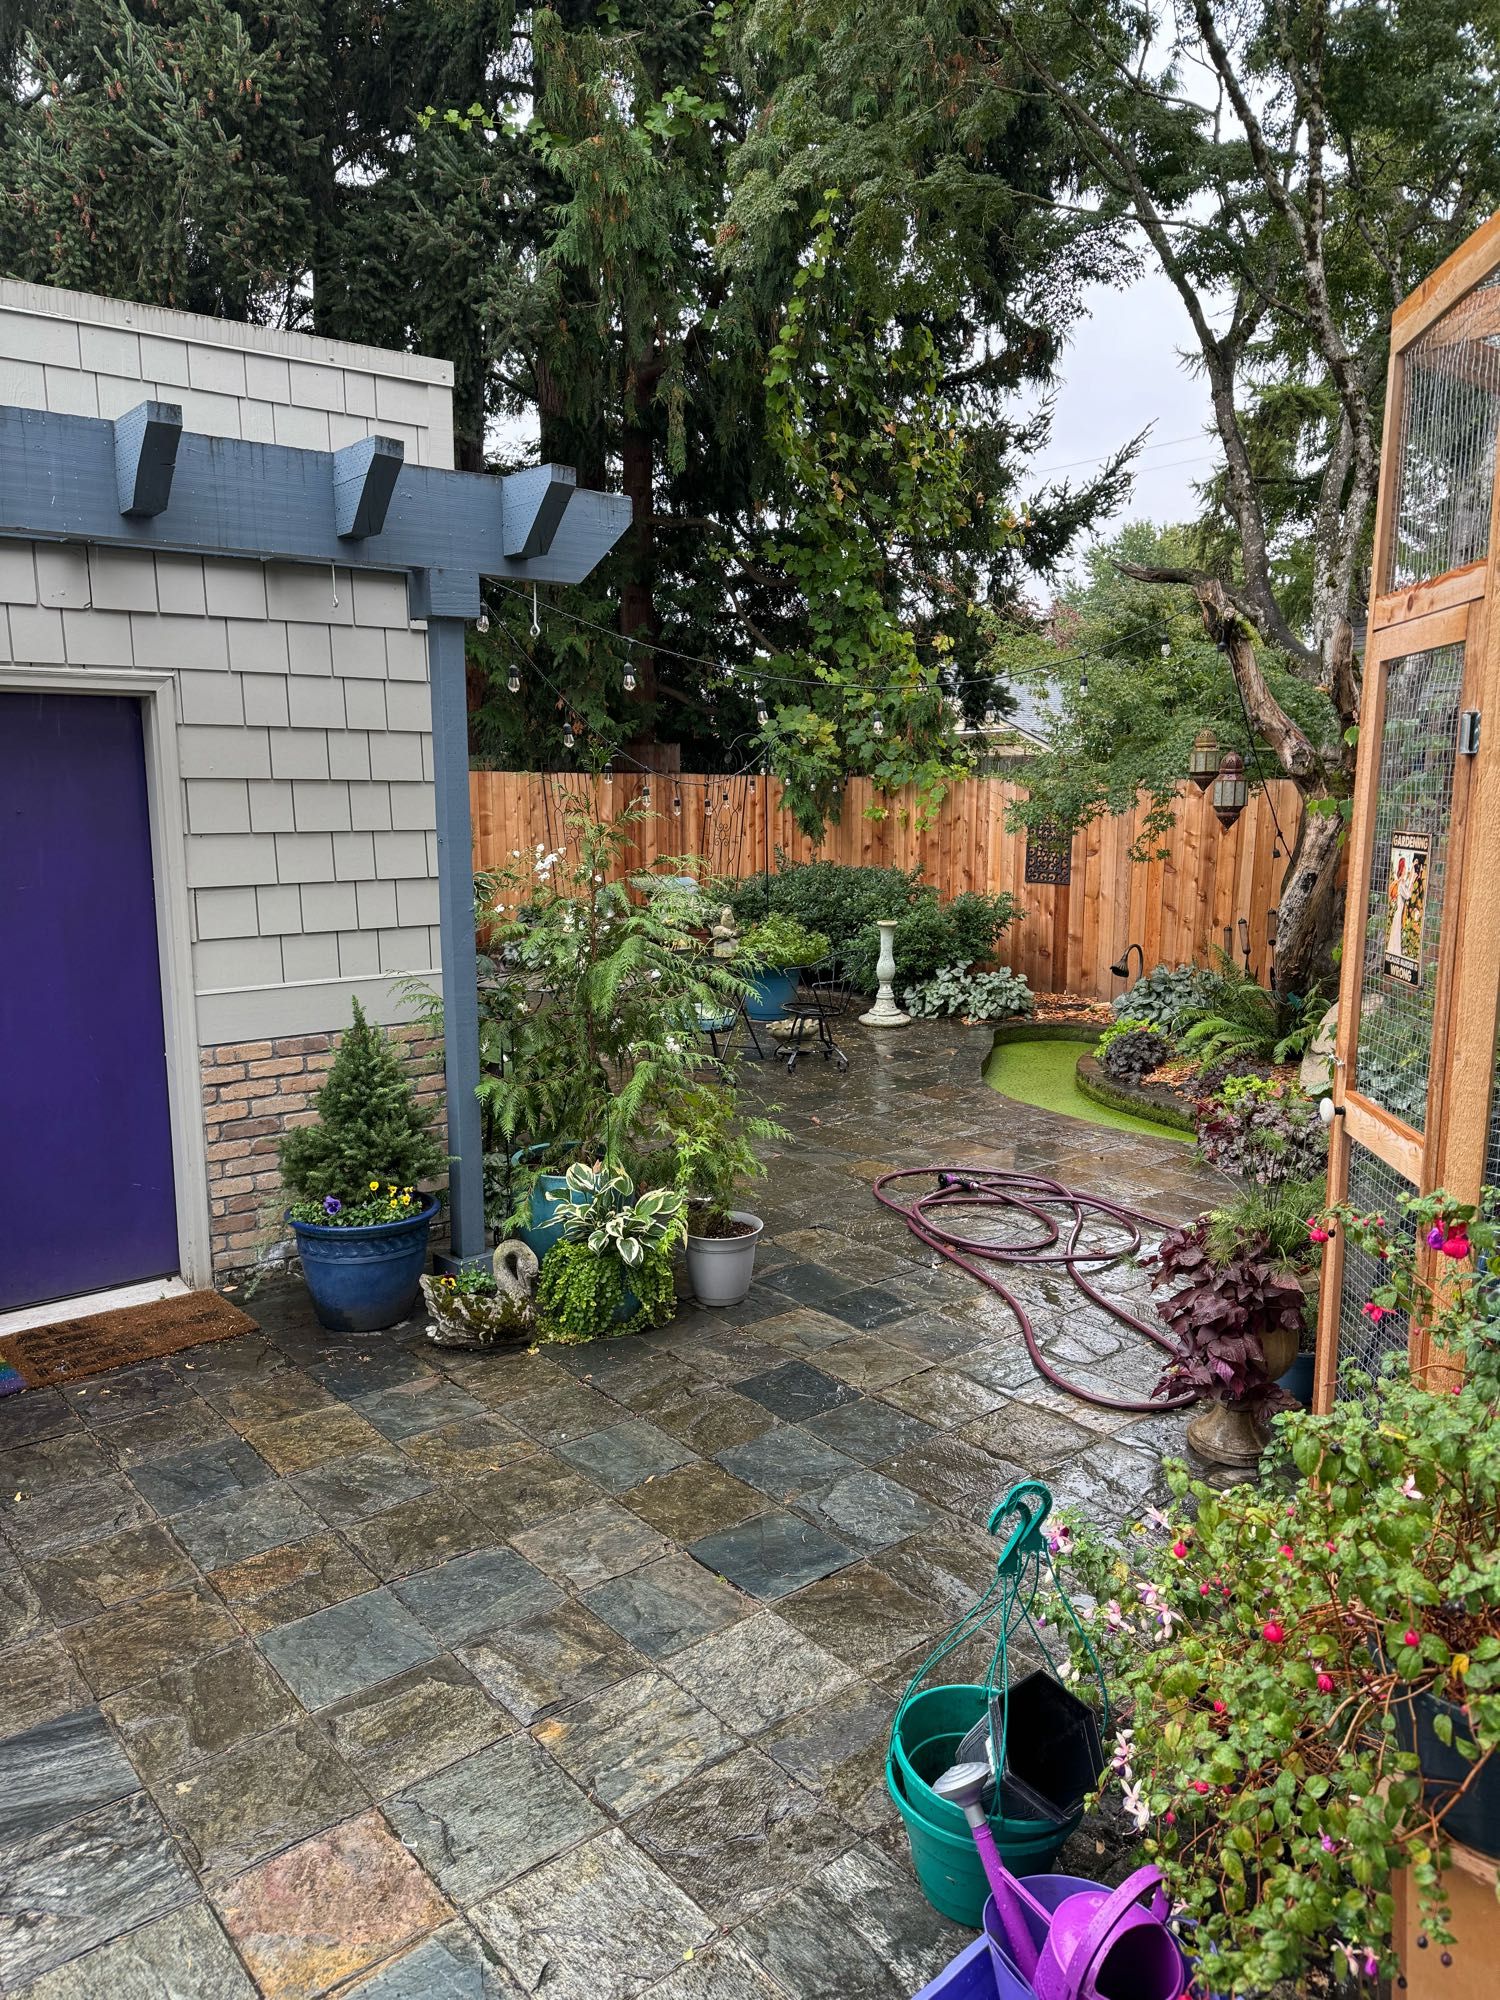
[872,716,884,737]
[476,608,490,634]
[672,791,682,816]
[641,782,652,809]
[507,666,520,695]
[623,666,637,692]
[562,719,575,751]
[1078,670,1089,699]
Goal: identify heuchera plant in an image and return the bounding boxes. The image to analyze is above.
[1150,1219,1305,1408]
[1196,1074,1327,1184]
[1051,1188,1500,1997]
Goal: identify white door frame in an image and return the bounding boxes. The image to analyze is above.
[0,665,213,1291]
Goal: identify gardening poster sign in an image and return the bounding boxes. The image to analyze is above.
[1383,829,1430,986]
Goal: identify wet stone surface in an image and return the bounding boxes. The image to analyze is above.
[0,1019,1226,1994]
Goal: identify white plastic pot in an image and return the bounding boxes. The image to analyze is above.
[685,1211,764,1307]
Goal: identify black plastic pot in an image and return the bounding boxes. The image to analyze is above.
[1397,1685,1500,1859]
[953,1669,1106,1827]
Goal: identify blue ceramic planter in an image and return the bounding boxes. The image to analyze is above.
[288,1196,439,1332]
[744,968,800,1022]
[1277,1352,1315,1405]
[510,1144,578,1260]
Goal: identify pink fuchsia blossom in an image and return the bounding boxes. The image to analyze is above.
[1317,1672,1336,1694]
[1192,1779,1211,1795]
[1171,1540,1188,1559]
[1262,1620,1286,1644]
[1163,1810,1176,1826]
[1362,1301,1390,1323]
[1279,1543,1295,1558]
[1307,1218,1331,1244]
[1404,1628,1422,1648]
[1212,1700,1227,1714]
[1441,1231,1471,1260]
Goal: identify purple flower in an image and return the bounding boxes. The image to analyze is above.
[1426,1223,1445,1250]
[322,1196,342,1216]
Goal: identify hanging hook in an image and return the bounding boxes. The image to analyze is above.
[530,585,541,639]
[330,563,339,611]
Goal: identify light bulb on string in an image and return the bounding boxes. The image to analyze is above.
[506,666,520,695]
[562,720,575,751]
[672,791,682,817]
[872,716,884,737]
[1161,641,1171,659]
[623,667,637,693]
[1078,670,1089,700]
[722,786,730,807]
[476,608,490,635]
[641,783,652,810]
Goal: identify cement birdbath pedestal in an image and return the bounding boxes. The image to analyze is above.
[860,919,911,1027]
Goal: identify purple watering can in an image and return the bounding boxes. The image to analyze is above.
[932,1763,1185,2000]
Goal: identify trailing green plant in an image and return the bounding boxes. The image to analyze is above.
[736,911,831,971]
[1097,1016,1169,1084]
[1196,1074,1328,1184]
[668,1074,789,1235]
[278,999,445,1206]
[536,1237,677,1342]
[1046,1191,1500,1995]
[473,800,749,1199]
[902,963,1033,1021]
[1150,1218,1306,1409]
[1110,963,1214,1037]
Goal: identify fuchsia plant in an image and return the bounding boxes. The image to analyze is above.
[1046,1186,1500,1995]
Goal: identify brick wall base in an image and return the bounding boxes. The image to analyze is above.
[200,1025,445,1276]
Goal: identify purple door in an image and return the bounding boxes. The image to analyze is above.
[1,692,178,1309]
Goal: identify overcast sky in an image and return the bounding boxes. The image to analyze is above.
[1026,265,1219,586]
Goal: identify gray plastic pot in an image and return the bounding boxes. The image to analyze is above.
[685,1211,764,1306]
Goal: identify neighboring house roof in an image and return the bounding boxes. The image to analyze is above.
[953,678,1060,749]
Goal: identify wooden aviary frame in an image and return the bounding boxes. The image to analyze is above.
[1314,212,1500,1408]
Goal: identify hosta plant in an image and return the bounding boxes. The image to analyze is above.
[559,1162,686,1269]
[1110,963,1213,1036]
[538,1163,686,1341]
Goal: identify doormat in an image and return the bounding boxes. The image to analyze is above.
[2,1290,256,1392]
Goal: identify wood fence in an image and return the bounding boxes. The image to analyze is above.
[470,771,1303,999]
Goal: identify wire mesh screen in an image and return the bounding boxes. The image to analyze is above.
[1336,1140,1413,1387]
[1392,272,1500,587]
[1351,644,1464,1131]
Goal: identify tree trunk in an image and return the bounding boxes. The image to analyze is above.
[1272,803,1344,999]
[619,357,658,726]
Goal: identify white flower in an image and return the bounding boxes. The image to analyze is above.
[511,849,521,859]
[1399,1474,1423,1500]
[493,901,506,913]
[1121,1778,1149,1832]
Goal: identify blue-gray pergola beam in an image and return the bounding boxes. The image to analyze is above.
[0,399,632,1275]
[1,407,629,586]
[425,610,487,1268]
[501,464,576,560]
[113,401,182,518]
[333,435,405,540]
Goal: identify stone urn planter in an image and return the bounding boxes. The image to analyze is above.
[1185,1322,1300,1467]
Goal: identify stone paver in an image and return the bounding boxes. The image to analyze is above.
[0,1019,1222,1995]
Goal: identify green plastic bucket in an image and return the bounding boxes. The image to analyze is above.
[893,1682,1078,1848]
[886,1755,1071,1928]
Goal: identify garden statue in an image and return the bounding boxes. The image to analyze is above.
[711,906,739,957]
[421,1237,539,1348]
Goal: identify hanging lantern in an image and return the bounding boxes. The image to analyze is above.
[1188,729,1221,791]
[1211,750,1248,829]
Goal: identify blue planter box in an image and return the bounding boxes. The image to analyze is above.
[744,969,800,1021]
[288,1196,439,1332]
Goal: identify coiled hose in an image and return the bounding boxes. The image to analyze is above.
[871,1166,1192,1413]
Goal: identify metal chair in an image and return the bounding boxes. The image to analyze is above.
[695,995,774,1066]
[781,962,853,1073]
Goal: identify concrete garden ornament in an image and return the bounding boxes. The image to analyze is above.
[421,1238,539,1348]
[861,918,911,1026]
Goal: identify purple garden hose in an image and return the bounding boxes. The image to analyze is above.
[872,1167,1192,1414]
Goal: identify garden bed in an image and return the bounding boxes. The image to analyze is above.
[1075,1050,1198,1134]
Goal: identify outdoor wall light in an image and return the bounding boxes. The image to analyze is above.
[1110,942,1145,981]
[1188,728,1222,790]
[1238,915,1251,968]
[1211,750,1249,828]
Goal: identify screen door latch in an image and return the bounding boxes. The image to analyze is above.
[1459,709,1482,756]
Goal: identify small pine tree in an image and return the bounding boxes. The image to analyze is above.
[278,1000,446,1203]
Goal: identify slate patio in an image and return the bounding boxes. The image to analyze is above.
[0,1020,1228,1999]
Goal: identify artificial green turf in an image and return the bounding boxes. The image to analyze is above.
[983,1035,1193,1142]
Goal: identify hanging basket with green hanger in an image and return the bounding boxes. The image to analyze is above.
[888,1480,1110,1917]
